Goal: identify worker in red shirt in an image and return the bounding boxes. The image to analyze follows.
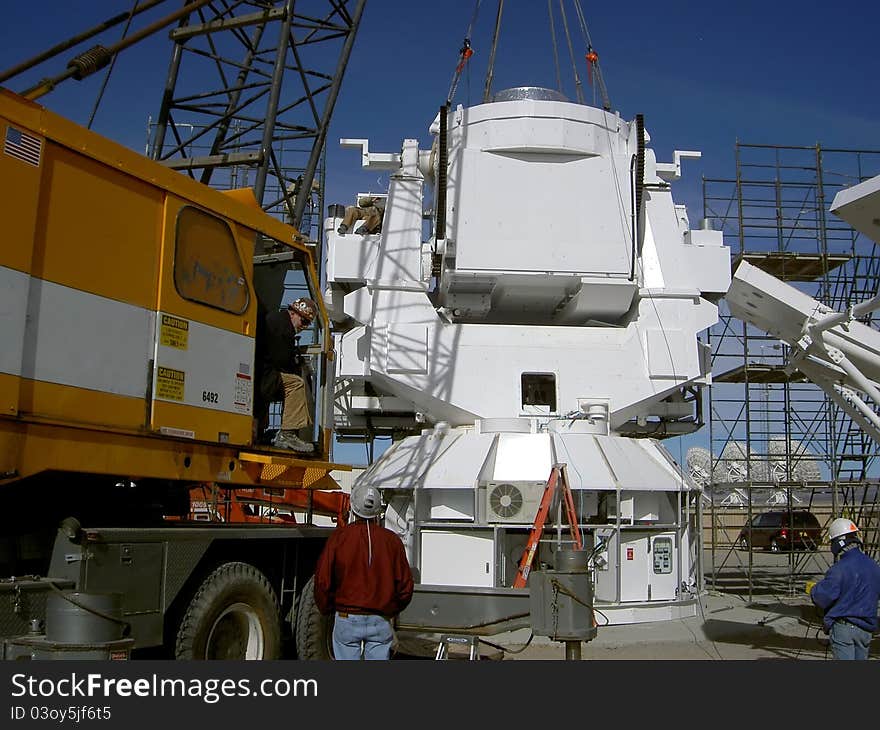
[313,484,414,659]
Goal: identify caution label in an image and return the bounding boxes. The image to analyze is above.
[160,314,189,350]
[156,366,185,401]
[233,372,252,414]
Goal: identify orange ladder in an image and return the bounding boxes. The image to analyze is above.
[513,463,582,589]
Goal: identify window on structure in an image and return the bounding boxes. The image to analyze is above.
[521,373,556,412]
[174,206,250,314]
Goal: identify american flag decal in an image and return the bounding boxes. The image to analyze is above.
[4,125,42,167]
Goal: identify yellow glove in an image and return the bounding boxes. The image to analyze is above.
[805,580,817,596]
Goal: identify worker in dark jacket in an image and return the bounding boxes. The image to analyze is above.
[313,484,414,660]
[254,297,318,453]
[810,518,880,660]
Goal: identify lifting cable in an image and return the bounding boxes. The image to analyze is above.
[18,0,214,100]
[88,0,140,129]
[446,0,482,106]
[573,0,611,110]
[0,0,166,86]
[557,0,584,105]
[481,0,505,103]
[547,0,563,93]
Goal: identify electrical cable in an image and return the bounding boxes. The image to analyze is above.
[747,565,833,660]
[477,577,609,656]
[552,436,586,547]
[46,580,132,637]
[599,93,705,457]
[562,1,683,446]
[478,632,533,655]
[692,589,725,660]
[792,616,820,660]
[600,114,686,437]
[599,103,729,657]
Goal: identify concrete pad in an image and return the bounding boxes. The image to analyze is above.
[403,591,876,661]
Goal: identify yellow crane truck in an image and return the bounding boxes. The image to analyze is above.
[0,87,347,659]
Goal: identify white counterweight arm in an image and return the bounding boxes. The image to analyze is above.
[727,260,880,447]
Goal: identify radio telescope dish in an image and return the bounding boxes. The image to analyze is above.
[716,441,750,483]
[686,447,712,489]
[767,436,821,481]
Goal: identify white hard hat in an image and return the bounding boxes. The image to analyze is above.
[350,484,382,520]
[828,517,859,541]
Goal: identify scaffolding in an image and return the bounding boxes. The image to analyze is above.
[702,142,880,601]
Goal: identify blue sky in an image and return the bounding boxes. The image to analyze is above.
[3,1,878,466]
[4,1,878,218]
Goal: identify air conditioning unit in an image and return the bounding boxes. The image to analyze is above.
[484,481,545,524]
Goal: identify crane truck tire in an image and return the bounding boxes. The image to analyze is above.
[175,562,281,660]
[294,575,333,660]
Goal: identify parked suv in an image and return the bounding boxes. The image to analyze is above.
[736,510,822,552]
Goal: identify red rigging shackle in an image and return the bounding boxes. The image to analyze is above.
[455,45,474,74]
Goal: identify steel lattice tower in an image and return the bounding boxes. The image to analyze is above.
[148,0,365,237]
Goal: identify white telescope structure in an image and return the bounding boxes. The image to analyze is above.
[325,87,730,624]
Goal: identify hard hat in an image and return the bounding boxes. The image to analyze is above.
[288,297,317,324]
[350,484,383,520]
[828,517,859,541]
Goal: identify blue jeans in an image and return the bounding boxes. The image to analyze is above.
[829,620,873,660]
[332,613,393,660]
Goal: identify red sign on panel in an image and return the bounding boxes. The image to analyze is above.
[626,547,634,560]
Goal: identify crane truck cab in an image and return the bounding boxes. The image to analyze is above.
[0,88,348,660]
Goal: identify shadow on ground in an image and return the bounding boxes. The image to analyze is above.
[700,617,827,658]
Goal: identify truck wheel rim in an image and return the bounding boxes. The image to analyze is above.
[206,602,265,659]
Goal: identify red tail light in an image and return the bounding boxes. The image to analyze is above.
[780,529,788,538]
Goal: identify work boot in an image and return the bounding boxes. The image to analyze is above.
[336,223,349,235]
[273,430,314,453]
[355,226,372,236]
